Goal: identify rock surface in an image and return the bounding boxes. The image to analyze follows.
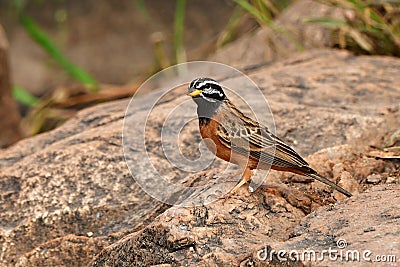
[251,184,400,267]
[91,185,400,267]
[0,49,399,266]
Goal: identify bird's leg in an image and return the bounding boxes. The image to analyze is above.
[229,167,253,194]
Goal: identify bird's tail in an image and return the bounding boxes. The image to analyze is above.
[305,173,352,197]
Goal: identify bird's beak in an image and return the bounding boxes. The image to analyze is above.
[187,87,202,97]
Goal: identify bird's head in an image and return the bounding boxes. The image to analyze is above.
[187,77,227,103]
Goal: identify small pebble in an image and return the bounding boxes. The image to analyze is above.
[366,174,381,184]
[363,226,376,233]
[179,224,188,231]
[386,176,398,184]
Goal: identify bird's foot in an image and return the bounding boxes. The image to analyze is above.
[229,178,249,194]
[220,167,253,204]
[230,167,253,193]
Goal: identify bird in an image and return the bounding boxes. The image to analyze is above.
[187,77,352,198]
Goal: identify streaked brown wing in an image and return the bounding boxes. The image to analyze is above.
[216,110,309,170]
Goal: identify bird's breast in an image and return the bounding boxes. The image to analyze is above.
[199,119,232,163]
[199,119,253,168]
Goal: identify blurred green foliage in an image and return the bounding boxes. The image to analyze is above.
[234,0,289,23]
[20,15,98,91]
[173,0,187,64]
[134,0,150,18]
[233,0,400,56]
[12,85,39,106]
[136,0,188,67]
[306,0,400,56]
[217,6,247,47]
[233,0,304,50]
[9,0,98,107]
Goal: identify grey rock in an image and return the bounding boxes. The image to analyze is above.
[0,49,399,266]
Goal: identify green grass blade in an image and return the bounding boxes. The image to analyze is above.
[218,6,246,47]
[303,17,347,28]
[347,26,374,52]
[11,0,26,12]
[234,0,272,25]
[12,85,39,106]
[234,0,304,51]
[173,0,187,64]
[346,0,385,24]
[135,0,150,18]
[20,15,98,91]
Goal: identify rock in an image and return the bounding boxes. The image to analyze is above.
[1,49,399,266]
[15,235,111,267]
[366,174,382,184]
[386,176,399,184]
[0,99,170,266]
[251,185,400,266]
[91,185,400,267]
[363,226,376,233]
[90,187,306,267]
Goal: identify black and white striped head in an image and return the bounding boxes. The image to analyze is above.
[187,78,226,103]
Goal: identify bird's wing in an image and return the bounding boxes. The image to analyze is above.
[217,102,309,170]
[214,101,352,197]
